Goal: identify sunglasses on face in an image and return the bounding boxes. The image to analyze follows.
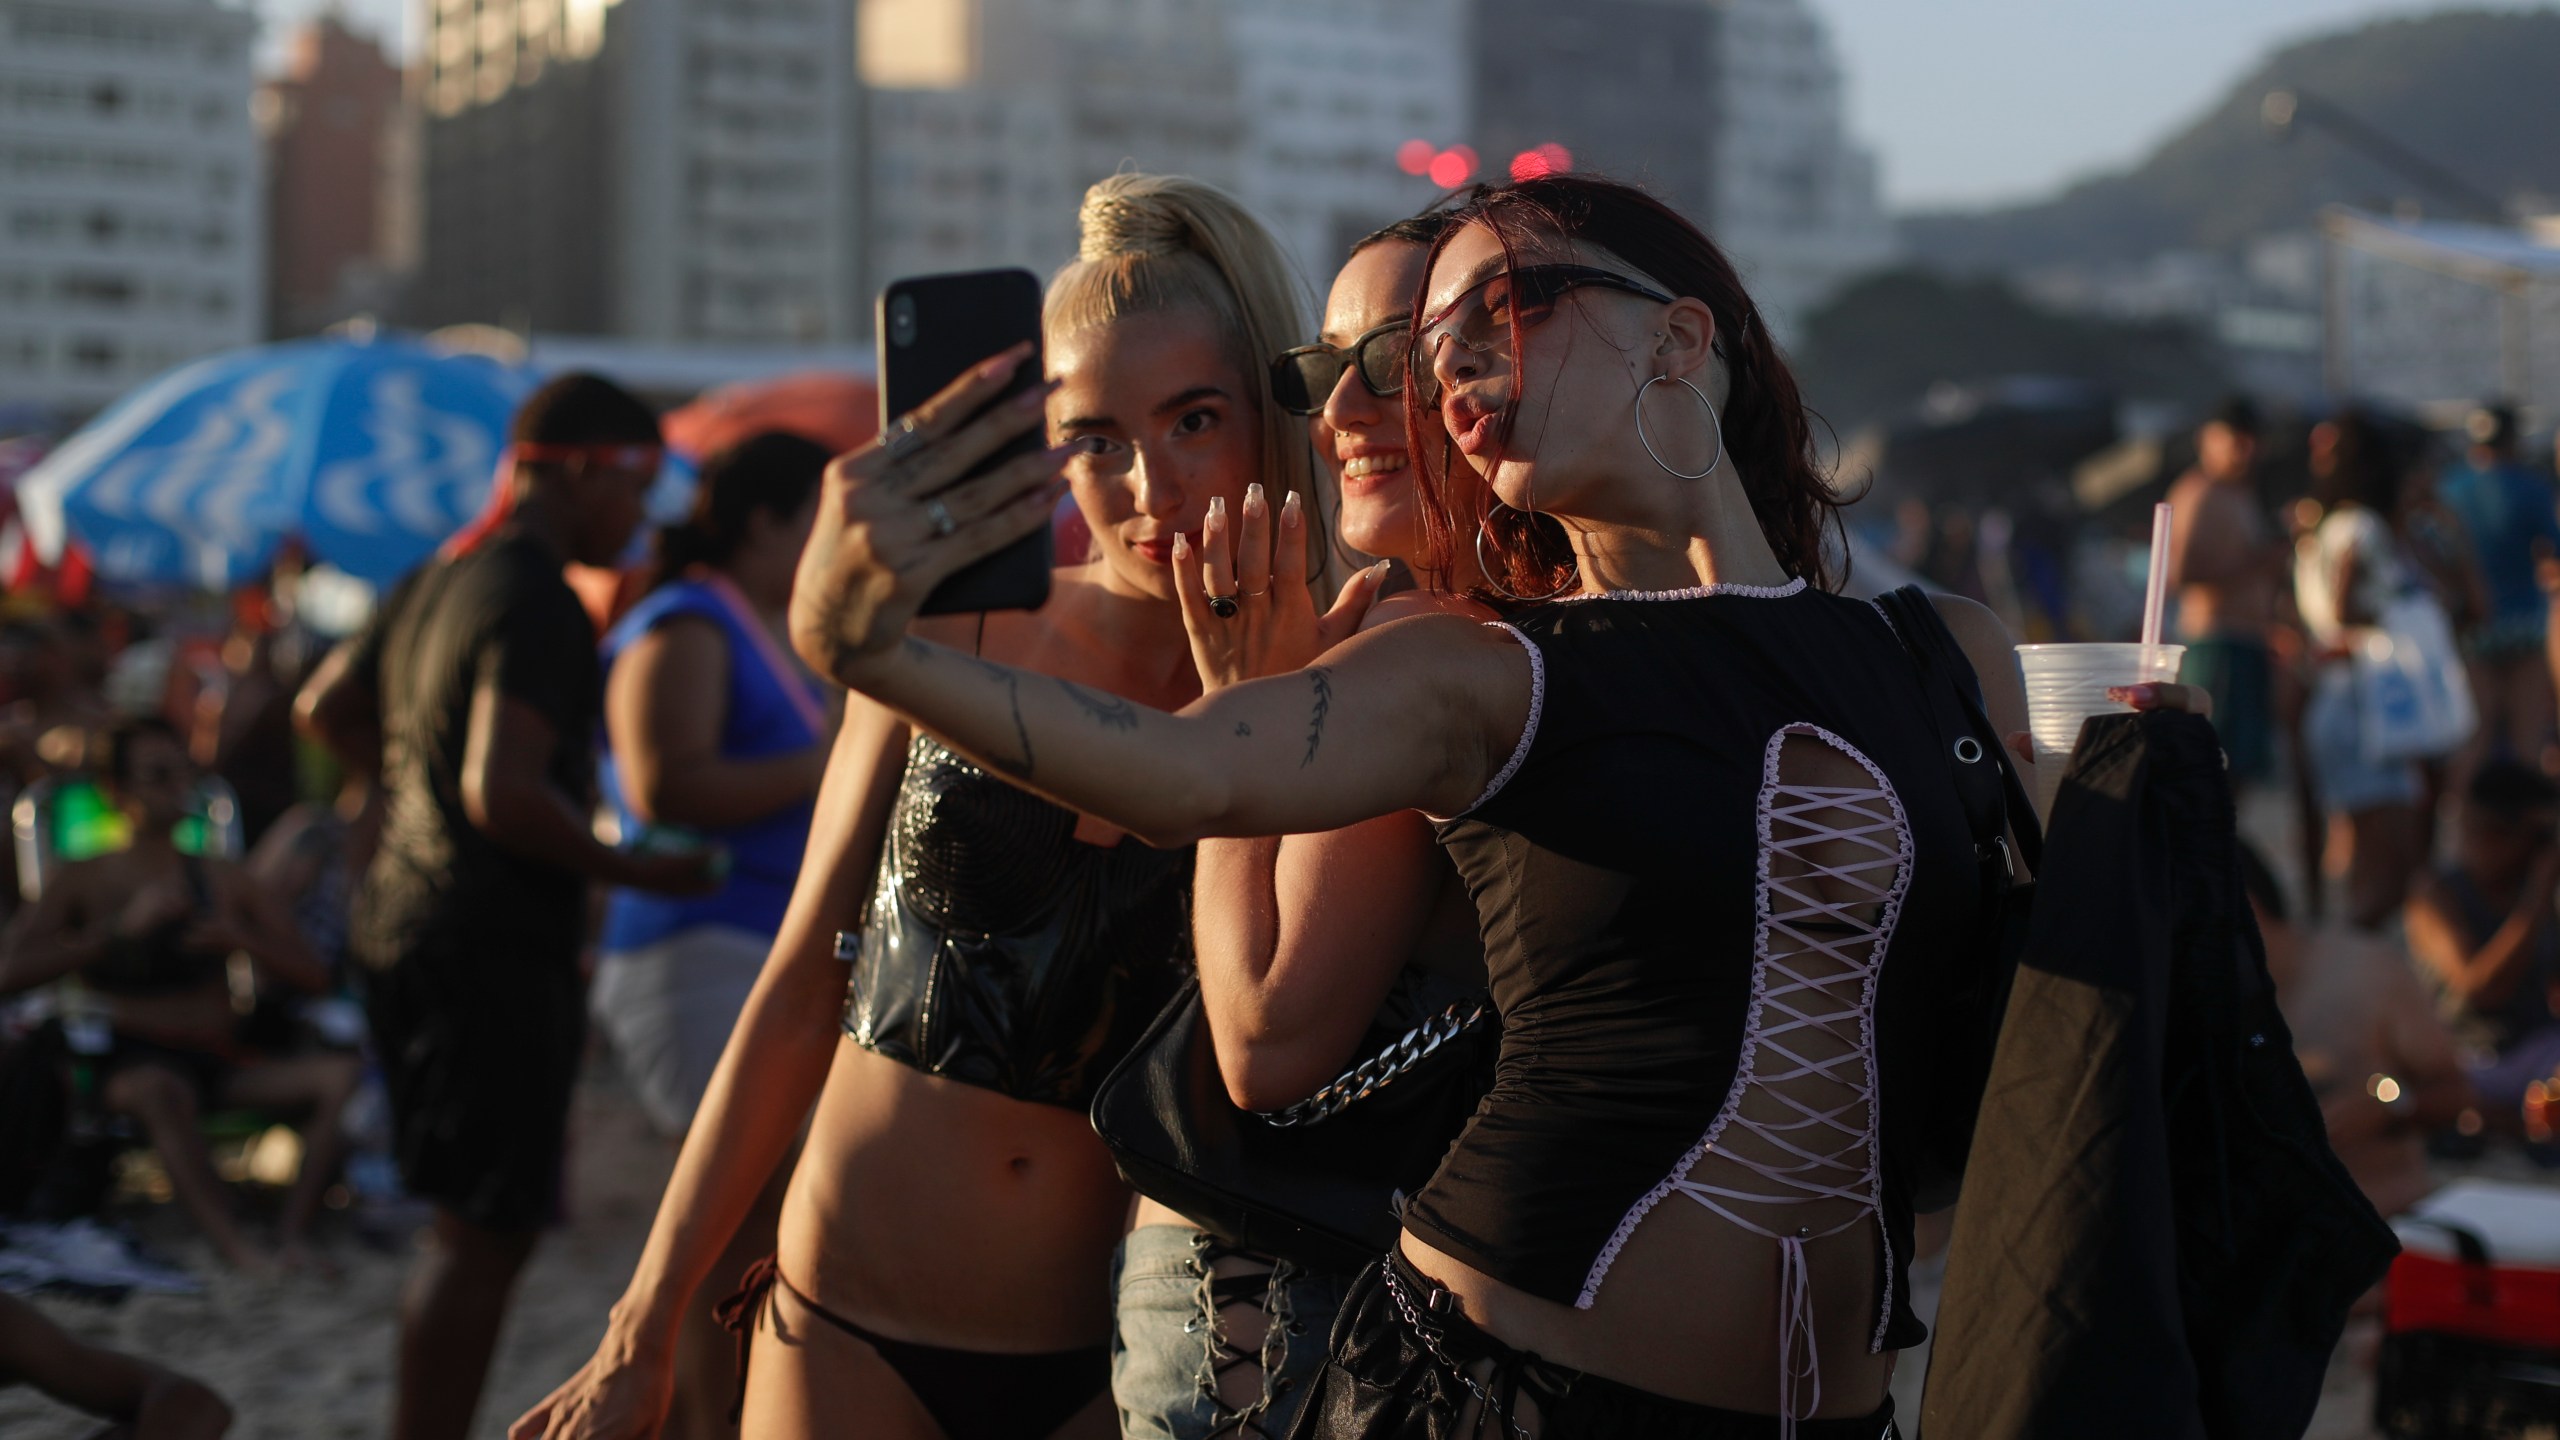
[1411,264,1679,402]
[1271,319,1412,416]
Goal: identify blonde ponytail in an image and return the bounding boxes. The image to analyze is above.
[1048,174,1333,584]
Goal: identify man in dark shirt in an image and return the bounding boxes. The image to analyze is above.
[303,374,713,1440]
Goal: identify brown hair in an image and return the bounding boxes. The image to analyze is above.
[1406,175,1848,596]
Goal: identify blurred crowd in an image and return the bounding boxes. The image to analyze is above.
[0,390,831,1436]
[1886,396,2560,1220]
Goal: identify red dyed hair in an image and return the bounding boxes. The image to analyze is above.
[1406,175,1847,598]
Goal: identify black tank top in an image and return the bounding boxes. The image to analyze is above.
[840,733,1192,1109]
[1411,578,1984,1359]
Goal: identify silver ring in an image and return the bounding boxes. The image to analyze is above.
[926,498,957,537]
[883,413,928,461]
[1207,594,1239,619]
[1240,585,1270,599]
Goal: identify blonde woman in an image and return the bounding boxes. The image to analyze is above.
[515,175,1370,1440]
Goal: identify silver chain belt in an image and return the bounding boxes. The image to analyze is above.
[1257,995,1489,1128]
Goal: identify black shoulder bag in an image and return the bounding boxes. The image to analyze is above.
[1091,964,1497,1275]
[1874,585,2043,1212]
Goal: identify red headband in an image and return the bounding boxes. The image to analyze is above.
[438,441,663,562]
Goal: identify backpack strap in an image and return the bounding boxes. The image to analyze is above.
[1875,585,2043,875]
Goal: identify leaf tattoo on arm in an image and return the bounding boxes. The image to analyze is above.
[1302,666,1333,768]
[1057,679,1139,731]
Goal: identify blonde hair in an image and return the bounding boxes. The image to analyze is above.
[1047,173,1329,580]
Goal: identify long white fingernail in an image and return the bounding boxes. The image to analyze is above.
[1209,496,1226,523]
[1282,490,1302,528]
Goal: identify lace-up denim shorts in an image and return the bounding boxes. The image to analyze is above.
[1112,1223,1351,1440]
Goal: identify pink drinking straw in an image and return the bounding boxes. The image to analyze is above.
[2141,501,2173,673]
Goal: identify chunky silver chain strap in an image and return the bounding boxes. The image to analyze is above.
[1257,996,1489,1128]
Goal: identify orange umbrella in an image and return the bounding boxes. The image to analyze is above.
[663,371,878,460]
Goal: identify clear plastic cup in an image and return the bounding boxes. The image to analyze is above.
[2015,642,2185,814]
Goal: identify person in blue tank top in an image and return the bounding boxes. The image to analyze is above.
[592,431,834,1440]
[595,432,835,1136]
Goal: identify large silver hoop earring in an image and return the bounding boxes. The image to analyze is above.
[1634,374,1724,480]
[1475,504,1576,604]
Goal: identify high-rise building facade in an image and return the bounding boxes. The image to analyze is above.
[0,0,261,416]
[860,0,1243,297]
[861,0,1464,296]
[1709,0,1892,340]
[409,0,862,343]
[1469,0,1721,223]
[259,15,404,338]
[860,0,1882,337]
[1228,0,1468,278]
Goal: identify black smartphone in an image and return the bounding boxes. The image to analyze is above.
[878,267,1054,615]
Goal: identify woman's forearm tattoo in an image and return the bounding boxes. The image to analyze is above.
[928,644,1034,778]
[1058,678,1139,731]
[1302,666,1333,768]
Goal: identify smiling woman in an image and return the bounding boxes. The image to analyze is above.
[779,172,2057,1440]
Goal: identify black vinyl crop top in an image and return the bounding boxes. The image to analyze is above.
[1409,579,1986,1387]
[839,733,1192,1109]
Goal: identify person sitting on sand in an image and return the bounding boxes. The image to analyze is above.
[2245,841,2474,1217]
[0,1290,231,1438]
[2406,759,2560,1128]
[0,717,359,1273]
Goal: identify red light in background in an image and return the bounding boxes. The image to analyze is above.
[1426,148,1475,188]
[1396,139,1436,176]
[1510,142,1574,181]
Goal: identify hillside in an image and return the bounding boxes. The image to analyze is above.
[1903,8,2560,272]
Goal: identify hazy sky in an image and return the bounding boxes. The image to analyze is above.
[252,0,2519,212]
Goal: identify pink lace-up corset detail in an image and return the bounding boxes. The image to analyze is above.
[1575,723,1912,1436]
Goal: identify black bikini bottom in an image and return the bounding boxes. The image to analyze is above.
[1289,1250,1901,1440]
[715,1254,1109,1440]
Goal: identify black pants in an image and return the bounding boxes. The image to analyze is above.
[1288,1251,1899,1440]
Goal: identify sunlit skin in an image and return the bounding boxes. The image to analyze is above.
[1423,224,1745,581]
[1049,314,1264,605]
[780,210,2190,1421]
[1318,242,1433,564]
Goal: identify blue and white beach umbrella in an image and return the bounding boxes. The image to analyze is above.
[17,335,537,588]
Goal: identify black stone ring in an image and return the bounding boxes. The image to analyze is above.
[1208,594,1240,619]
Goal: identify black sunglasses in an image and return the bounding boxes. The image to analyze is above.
[1270,319,1411,416]
[1411,264,1679,402]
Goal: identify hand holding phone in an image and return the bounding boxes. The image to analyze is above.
[787,343,1072,684]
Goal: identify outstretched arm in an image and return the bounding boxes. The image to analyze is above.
[843,614,1519,846]
[787,345,1528,844]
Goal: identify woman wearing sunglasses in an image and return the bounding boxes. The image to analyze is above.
[1111,206,1493,1440]
[787,174,2064,1437]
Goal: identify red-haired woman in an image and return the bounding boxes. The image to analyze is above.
[783,176,2139,1436]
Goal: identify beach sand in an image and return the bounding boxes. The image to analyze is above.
[0,1067,677,1440]
[0,1049,2409,1439]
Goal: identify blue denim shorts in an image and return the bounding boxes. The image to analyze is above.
[1112,1223,1350,1440]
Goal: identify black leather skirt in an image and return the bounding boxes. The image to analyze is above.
[1287,1251,1900,1440]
